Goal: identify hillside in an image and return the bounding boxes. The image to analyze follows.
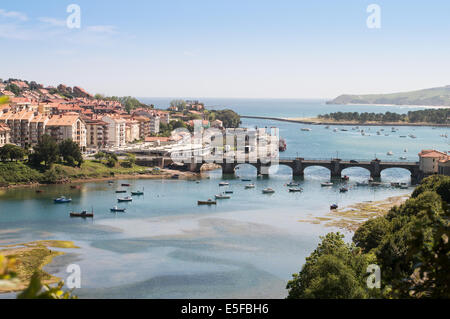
[327,85,450,106]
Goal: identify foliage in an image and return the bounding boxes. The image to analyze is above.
[17,273,77,299]
[318,109,450,124]
[209,109,241,128]
[286,233,370,299]
[30,135,59,168]
[58,139,83,167]
[288,175,450,299]
[5,83,20,96]
[0,144,26,162]
[170,99,187,110]
[0,95,9,105]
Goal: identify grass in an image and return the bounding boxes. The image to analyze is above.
[0,160,152,186]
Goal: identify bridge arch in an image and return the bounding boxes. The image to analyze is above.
[268,164,294,176]
[234,163,258,176]
[380,167,413,182]
[341,166,371,178]
[303,165,332,178]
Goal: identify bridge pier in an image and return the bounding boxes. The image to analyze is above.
[222,163,236,175]
[330,159,342,179]
[293,159,305,177]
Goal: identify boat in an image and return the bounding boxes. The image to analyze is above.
[340,187,349,193]
[70,210,94,218]
[301,128,312,132]
[36,190,43,193]
[121,183,131,187]
[333,128,338,132]
[391,182,400,188]
[409,134,417,139]
[115,190,127,193]
[399,156,407,160]
[110,206,126,212]
[241,179,252,182]
[370,182,383,187]
[198,199,217,205]
[399,136,407,138]
[219,182,229,186]
[225,190,234,194]
[341,175,349,181]
[289,187,303,192]
[262,188,275,194]
[330,204,338,210]
[70,185,80,189]
[117,196,133,202]
[245,184,255,189]
[321,182,333,187]
[131,189,144,196]
[286,182,300,187]
[54,196,72,204]
[215,194,231,199]
[387,151,393,156]
[399,183,409,189]
[171,174,180,179]
[108,180,114,184]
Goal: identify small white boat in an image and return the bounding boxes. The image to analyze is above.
[356,181,369,186]
[262,188,275,194]
[219,182,229,186]
[301,128,312,132]
[399,156,407,160]
[118,196,133,202]
[215,194,231,199]
[245,184,255,189]
[387,151,393,156]
[321,182,334,187]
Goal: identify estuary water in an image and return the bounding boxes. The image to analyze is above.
[0,99,449,299]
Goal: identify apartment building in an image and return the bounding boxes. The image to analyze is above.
[150,116,160,134]
[45,114,87,149]
[0,123,11,147]
[85,118,109,149]
[102,115,126,147]
[125,119,140,143]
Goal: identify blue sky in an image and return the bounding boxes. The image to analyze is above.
[1,0,450,98]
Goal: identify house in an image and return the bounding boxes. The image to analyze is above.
[150,116,160,134]
[419,150,448,174]
[211,119,223,129]
[0,123,11,147]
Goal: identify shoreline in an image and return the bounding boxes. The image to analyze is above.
[327,102,450,109]
[241,115,449,127]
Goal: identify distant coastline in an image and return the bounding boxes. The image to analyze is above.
[241,115,450,127]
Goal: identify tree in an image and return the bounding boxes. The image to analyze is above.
[58,139,83,167]
[286,233,369,299]
[30,135,59,168]
[210,109,241,128]
[0,144,25,162]
[5,83,20,96]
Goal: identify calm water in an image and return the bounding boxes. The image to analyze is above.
[1,99,449,299]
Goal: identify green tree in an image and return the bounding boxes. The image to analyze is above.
[58,139,83,167]
[30,135,59,168]
[0,144,26,162]
[286,233,369,299]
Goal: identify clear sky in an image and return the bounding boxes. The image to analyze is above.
[1,0,449,99]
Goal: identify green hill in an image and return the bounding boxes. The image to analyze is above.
[327,85,450,106]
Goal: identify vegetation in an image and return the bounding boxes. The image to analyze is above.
[0,144,26,162]
[94,94,148,113]
[287,175,450,299]
[4,83,20,96]
[1,241,78,298]
[318,109,449,124]
[328,85,450,106]
[208,109,241,128]
[29,135,59,168]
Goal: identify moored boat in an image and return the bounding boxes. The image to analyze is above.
[54,196,72,204]
[198,199,217,205]
[245,184,255,189]
[215,194,231,199]
[321,182,333,187]
[70,210,94,218]
[110,206,126,212]
[121,183,131,187]
[289,187,303,192]
[262,188,275,194]
[286,182,300,187]
[330,204,338,210]
[131,189,144,196]
[116,190,127,193]
[340,187,349,193]
[117,196,133,202]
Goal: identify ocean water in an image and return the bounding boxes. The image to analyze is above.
[0,99,448,299]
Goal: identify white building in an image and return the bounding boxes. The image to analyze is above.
[102,116,126,147]
[150,116,160,134]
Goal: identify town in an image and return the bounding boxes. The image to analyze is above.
[0,78,238,152]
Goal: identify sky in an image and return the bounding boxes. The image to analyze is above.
[1,0,450,99]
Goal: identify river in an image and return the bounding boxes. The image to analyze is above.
[0,98,448,298]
